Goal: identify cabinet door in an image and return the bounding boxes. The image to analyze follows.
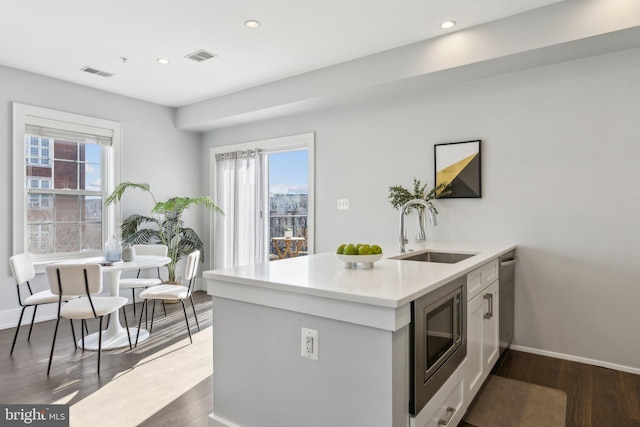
[465,291,485,400]
[465,280,500,402]
[483,280,500,372]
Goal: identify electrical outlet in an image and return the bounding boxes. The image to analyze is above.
[337,198,349,210]
[301,328,319,361]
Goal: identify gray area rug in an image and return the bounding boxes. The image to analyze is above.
[463,375,567,427]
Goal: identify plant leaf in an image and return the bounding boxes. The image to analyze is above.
[177,227,205,262]
[105,182,151,206]
[121,214,159,240]
[120,228,162,247]
[152,196,223,215]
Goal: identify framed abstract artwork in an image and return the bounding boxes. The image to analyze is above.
[434,140,481,198]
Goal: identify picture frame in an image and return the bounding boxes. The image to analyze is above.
[434,140,481,198]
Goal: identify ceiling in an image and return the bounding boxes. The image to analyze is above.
[0,0,564,108]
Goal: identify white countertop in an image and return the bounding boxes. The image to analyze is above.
[203,242,515,309]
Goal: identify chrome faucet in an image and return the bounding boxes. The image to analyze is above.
[398,199,438,253]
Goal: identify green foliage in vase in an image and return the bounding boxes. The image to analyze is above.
[388,178,452,213]
[105,182,223,282]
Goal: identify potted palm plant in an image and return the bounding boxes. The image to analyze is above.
[105,182,223,283]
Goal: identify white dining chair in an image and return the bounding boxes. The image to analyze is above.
[118,244,168,317]
[46,263,132,375]
[135,250,200,346]
[9,253,80,355]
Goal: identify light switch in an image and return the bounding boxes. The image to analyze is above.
[337,199,349,210]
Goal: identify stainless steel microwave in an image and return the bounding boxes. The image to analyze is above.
[410,275,467,415]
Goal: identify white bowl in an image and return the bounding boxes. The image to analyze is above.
[336,253,383,269]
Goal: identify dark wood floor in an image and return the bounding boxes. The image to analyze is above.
[4,299,640,427]
[0,291,213,427]
[459,349,640,427]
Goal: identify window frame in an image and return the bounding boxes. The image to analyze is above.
[12,103,121,266]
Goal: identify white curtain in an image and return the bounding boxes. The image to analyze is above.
[213,150,268,269]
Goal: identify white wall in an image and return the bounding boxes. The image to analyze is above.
[0,65,202,327]
[202,48,640,371]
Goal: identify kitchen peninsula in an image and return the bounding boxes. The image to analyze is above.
[204,242,515,427]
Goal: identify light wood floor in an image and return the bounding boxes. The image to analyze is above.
[0,291,213,427]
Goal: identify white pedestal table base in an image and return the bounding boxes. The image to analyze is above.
[78,327,149,350]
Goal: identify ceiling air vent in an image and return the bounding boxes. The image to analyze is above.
[81,66,114,78]
[185,49,217,62]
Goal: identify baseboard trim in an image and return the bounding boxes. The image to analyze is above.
[0,306,59,330]
[195,277,208,292]
[1,283,210,331]
[209,413,240,427]
[0,294,138,331]
[510,344,640,375]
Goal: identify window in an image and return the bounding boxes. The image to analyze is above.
[13,103,121,262]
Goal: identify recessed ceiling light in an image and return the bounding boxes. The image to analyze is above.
[440,20,456,29]
[157,58,170,65]
[245,20,261,29]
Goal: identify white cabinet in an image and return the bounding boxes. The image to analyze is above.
[410,363,466,427]
[482,280,499,372]
[466,259,498,301]
[465,263,500,402]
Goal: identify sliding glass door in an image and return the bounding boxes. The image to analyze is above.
[267,150,309,260]
[211,133,314,269]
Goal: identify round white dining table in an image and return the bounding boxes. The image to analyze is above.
[57,255,171,350]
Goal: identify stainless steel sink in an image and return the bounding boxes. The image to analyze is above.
[393,251,476,264]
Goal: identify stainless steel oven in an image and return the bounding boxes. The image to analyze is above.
[410,275,466,415]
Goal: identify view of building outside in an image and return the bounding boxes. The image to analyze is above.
[269,150,308,258]
[25,136,103,255]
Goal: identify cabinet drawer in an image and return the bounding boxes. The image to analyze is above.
[467,259,498,301]
[410,363,465,427]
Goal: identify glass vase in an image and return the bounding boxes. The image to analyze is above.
[105,234,122,262]
[415,207,427,243]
